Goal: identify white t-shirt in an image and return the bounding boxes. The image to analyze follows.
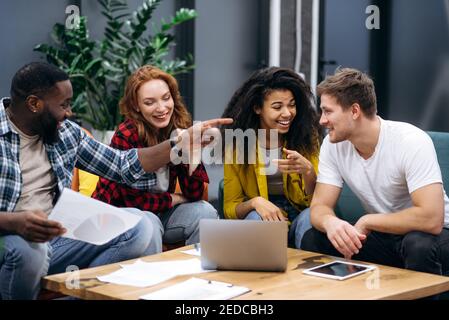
[317,117,449,226]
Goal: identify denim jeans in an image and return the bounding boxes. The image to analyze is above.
[245,204,311,249]
[0,208,161,300]
[159,200,218,245]
[301,227,449,276]
[0,236,50,300]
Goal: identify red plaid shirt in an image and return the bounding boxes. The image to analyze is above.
[92,119,208,214]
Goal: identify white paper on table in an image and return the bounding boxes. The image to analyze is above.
[98,259,214,288]
[98,267,174,287]
[49,188,141,245]
[140,277,251,300]
[181,248,201,256]
[181,244,201,257]
[118,258,214,276]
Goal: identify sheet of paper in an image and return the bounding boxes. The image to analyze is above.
[49,188,141,245]
[181,244,201,256]
[97,267,174,287]
[181,248,201,256]
[98,259,214,288]
[140,277,251,300]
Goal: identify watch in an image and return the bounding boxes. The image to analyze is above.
[169,136,182,158]
[169,136,181,148]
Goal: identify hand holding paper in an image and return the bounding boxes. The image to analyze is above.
[49,188,142,245]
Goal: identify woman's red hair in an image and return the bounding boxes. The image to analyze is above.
[120,65,192,146]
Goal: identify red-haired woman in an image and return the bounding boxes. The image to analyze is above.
[93,65,217,250]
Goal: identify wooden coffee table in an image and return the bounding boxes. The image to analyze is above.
[42,246,449,300]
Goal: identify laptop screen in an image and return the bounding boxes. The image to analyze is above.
[200,220,288,272]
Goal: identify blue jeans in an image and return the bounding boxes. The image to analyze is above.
[245,208,312,249]
[0,236,50,300]
[0,208,162,300]
[159,200,218,245]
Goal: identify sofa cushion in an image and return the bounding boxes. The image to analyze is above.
[334,184,364,224]
[428,131,449,193]
[335,131,449,223]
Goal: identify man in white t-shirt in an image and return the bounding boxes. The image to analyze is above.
[301,68,449,276]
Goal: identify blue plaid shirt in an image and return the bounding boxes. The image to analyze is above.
[0,98,156,212]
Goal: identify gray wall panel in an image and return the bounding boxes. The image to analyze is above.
[0,0,175,98]
[0,0,71,97]
[388,0,449,131]
[320,0,371,77]
[194,0,260,120]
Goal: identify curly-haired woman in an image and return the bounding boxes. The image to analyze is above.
[222,67,322,248]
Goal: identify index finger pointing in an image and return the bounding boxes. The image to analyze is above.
[202,119,233,129]
[202,118,233,128]
[284,148,306,158]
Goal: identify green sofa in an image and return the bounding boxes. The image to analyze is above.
[218,131,449,222]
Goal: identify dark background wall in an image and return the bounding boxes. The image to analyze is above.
[319,0,449,132]
[194,0,264,120]
[0,0,174,97]
[0,0,71,97]
[387,0,449,132]
[319,0,372,79]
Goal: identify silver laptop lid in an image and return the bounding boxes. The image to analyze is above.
[200,219,288,272]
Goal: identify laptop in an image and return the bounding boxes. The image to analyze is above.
[199,219,288,272]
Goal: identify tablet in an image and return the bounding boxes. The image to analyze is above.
[302,261,376,280]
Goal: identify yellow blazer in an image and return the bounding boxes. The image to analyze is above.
[223,143,319,220]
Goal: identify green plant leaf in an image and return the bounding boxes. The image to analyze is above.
[69,54,83,73]
[84,58,103,73]
[102,60,123,73]
[161,8,197,32]
[34,0,197,131]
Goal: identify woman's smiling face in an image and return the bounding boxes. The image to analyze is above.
[137,79,174,129]
[255,89,297,135]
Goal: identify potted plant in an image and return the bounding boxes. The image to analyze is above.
[34,0,196,143]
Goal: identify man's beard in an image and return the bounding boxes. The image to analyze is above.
[35,111,60,144]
